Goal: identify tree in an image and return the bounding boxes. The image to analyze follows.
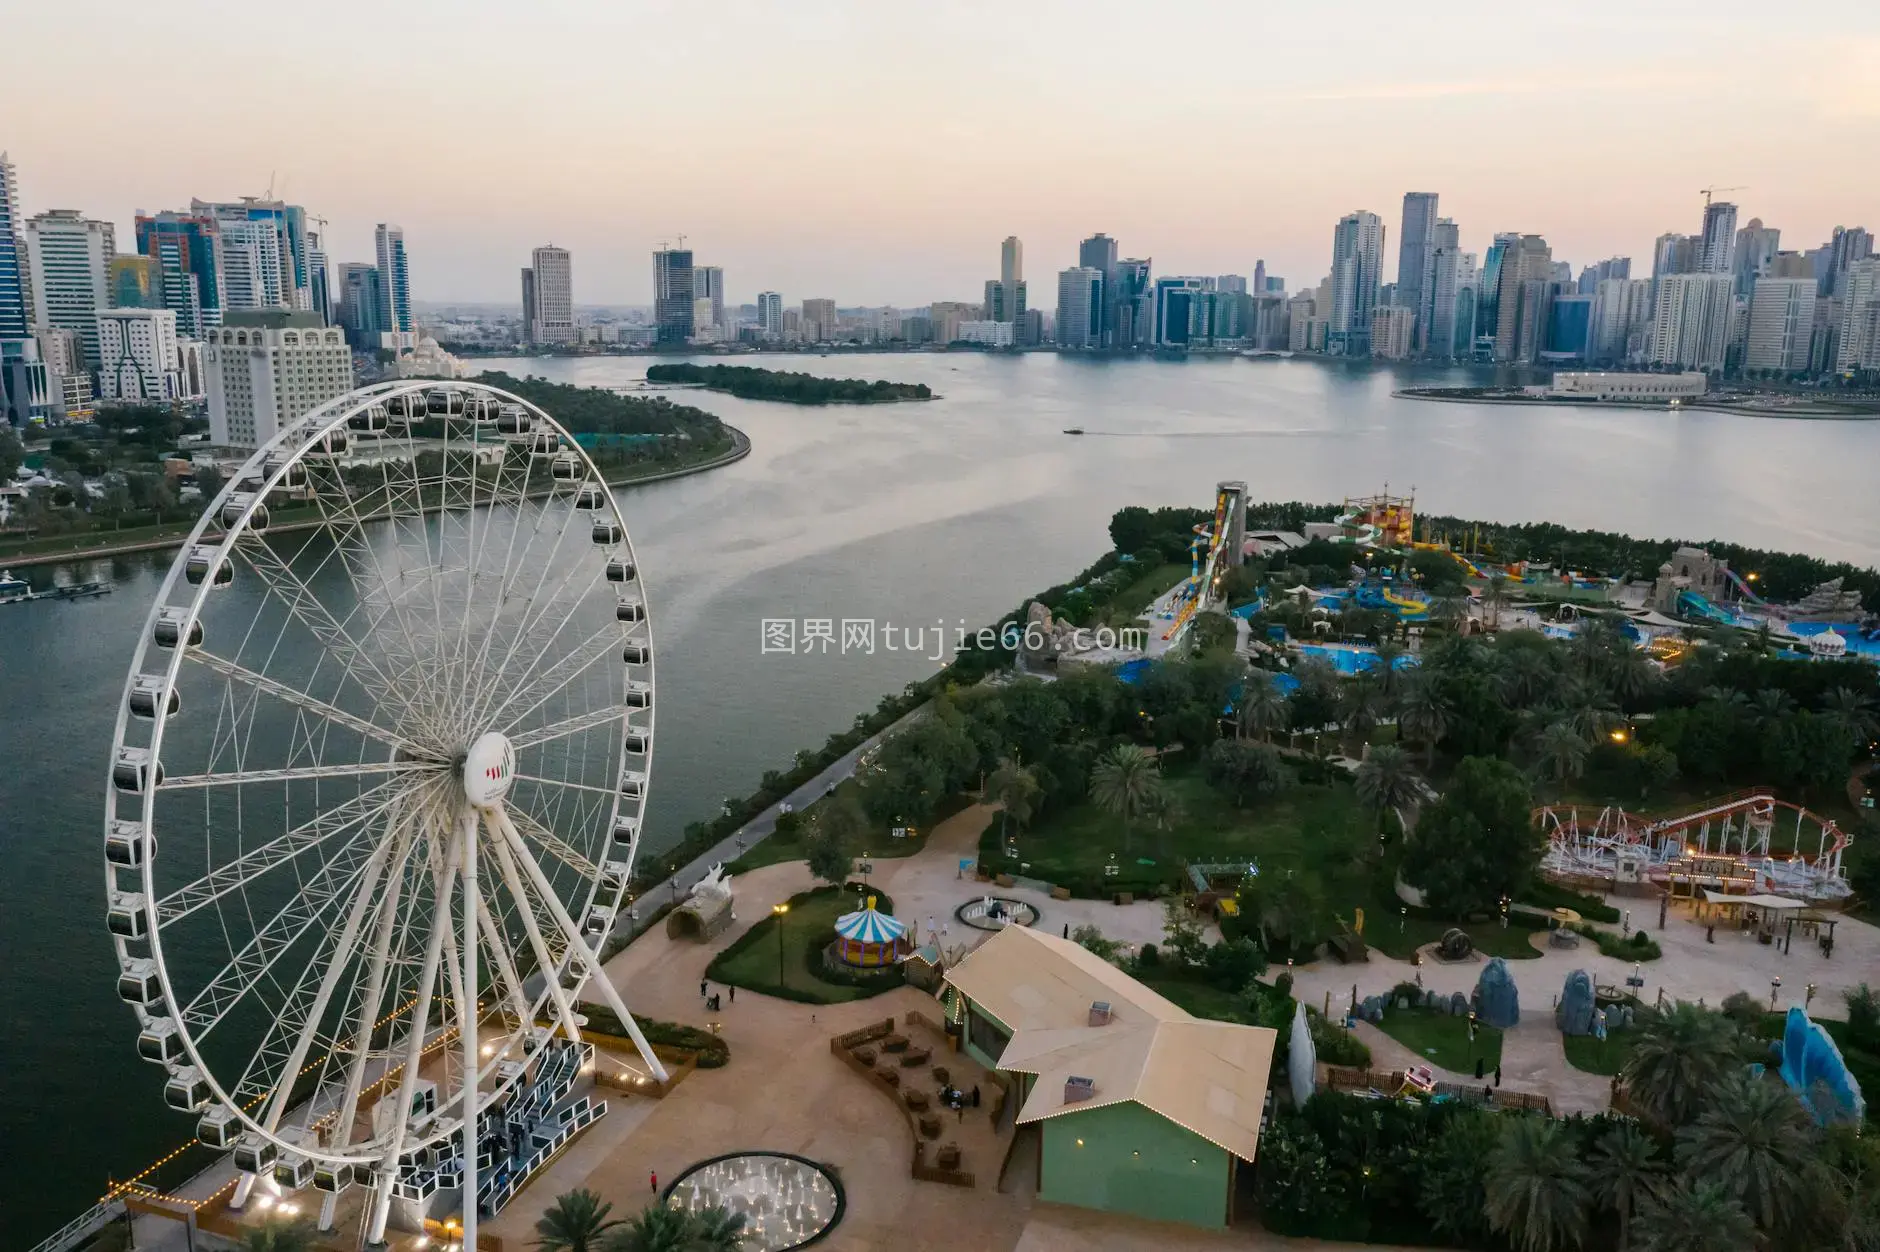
[534,1189,624,1252]
[1535,719,1591,786]
[987,757,1041,843]
[1339,676,1385,752]
[607,1203,745,1252]
[1160,897,1209,966]
[1234,677,1290,742]
[0,426,24,481]
[1287,658,1343,737]
[1588,1121,1663,1251]
[1417,1108,1501,1248]
[1205,739,1289,807]
[1354,743,1420,832]
[1200,935,1267,990]
[1821,686,1880,752]
[1401,756,1538,916]
[803,794,863,885]
[241,1220,315,1252]
[1486,1116,1592,1252]
[1138,783,1184,855]
[1088,743,1163,852]
[1395,674,1453,766]
[1622,1001,1740,1128]
[1631,1179,1757,1252]
[1484,572,1510,630]
[1675,1072,1826,1245]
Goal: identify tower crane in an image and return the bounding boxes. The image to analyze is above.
[1699,184,1746,207]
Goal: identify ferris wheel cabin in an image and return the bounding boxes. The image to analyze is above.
[106,819,155,867]
[184,545,232,586]
[129,674,180,719]
[152,607,203,649]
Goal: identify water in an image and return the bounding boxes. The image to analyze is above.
[1296,642,1419,674]
[4,351,1878,1244]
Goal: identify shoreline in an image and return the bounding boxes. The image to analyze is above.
[0,424,750,572]
[1393,388,1880,420]
[644,382,936,405]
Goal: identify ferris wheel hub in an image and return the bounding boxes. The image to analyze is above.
[462,731,517,808]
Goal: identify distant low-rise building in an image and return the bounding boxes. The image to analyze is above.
[957,320,1015,346]
[1548,371,1707,401]
[205,309,352,449]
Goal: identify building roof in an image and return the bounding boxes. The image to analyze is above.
[943,926,1277,1162]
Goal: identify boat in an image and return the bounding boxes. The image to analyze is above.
[0,572,113,605]
[0,571,29,603]
[1062,427,1085,435]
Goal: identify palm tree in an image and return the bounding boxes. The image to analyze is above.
[1501,648,1556,709]
[987,756,1041,844]
[1484,572,1510,630]
[1431,594,1471,631]
[1395,675,1452,767]
[1821,686,1880,750]
[1234,678,1290,743]
[1747,687,1796,730]
[1340,676,1385,753]
[1631,1179,1757,1252]
[1088,743,1164,852]
[1354,743,1421,833]
[1588,1122,1662,1251]
[1675,1072,1825,1244]
[1535,720,1591,786]
[1485,1117,1592,1252]
[1139,785,1184,857]
[1606,647,1657,706]
[608,1203,745,1252]
[1372,639,1408,697]
[1622,1001,1739,1128]
[534,1189,624,1252]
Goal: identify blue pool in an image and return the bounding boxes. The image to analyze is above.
[1297,643,1420,674]
[1785,622,1880,660]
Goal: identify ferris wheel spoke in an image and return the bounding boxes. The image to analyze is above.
[185,648,403,749]
[160,760,434,790]
[505,804,599,878]
[482,621,625,734]
[506,704,628,751]
[155,780,409,926]
[483,815,586,1046]
[230,534,402,710]
[305,448,434,691]
[511,774,618,799]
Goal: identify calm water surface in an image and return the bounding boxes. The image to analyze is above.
[3,352,1876,1243]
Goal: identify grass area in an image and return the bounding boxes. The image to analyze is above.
[1135,967,1257,1023]
[1359,887,1547,961]
[706,886,902,1004]
[1100,561,1190,626]
[1374,1006,1504,1074]
[1562,1031,1638,1076]
[726,786,972,873]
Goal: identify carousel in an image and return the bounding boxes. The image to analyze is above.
[831,896,911,967]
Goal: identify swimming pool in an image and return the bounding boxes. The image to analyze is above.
[1784,622,1880,660]
[1296,643,1420,674]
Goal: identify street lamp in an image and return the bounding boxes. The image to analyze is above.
[1769,975,1782,1011]
[1400,905,1407,935]
[773,902,791,985]
[1806,981,1818,1008]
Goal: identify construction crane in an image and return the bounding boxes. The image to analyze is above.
[1699,184,1746,207]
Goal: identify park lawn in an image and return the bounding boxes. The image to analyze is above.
[728,783,963,874]
[1003,767,1371,896]
[1101,561,1190,626]
[1134,967,1256,1023]
[1562,1031,1638,1076]
[1358,885,1546,961]
[707,886,896,1004]
[1374,1006,1503,1074]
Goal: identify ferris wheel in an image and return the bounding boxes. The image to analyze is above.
[105,380,666,1242]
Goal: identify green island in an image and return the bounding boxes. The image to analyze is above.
[0,371,744,565]
[643,361,933,404]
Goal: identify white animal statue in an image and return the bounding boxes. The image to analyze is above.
[691,862,734,902]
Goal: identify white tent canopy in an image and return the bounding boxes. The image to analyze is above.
[1702,890,1806,910]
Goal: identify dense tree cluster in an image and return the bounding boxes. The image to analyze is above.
[643,362,931,404]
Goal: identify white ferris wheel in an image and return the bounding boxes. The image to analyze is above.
[105,380,666,1242]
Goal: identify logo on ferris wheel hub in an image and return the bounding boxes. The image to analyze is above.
[463,732,516,807]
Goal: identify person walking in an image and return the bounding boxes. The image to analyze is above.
[1493,1065,1502,1088]
[700,979,708,999]
[650,1169,658,1192]
[971,1085,981,1108]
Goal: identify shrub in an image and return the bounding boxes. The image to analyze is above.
[1203,937,1269,991]
[1519,878,1622,924]
[1390,980,1424,1005]
[1847,984,1880,1049]
[1569,920,1662,961]
[573,1006,730,1068]
[1306,1010,1372,1067]
[1137,942,1160,967]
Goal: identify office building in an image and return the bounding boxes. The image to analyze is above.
[96,307,184,402]
[374,224,412,334]
[1542,294,1593,362]
[1492,235,1553,362]
[757,291,783,338]
[191,198,316,313]
[0,152,30,341]
[1216,274,1248,295]
[1,338,51,425]
[1818,226,1874,298]
[1370,305,1416,360]
[1699,201,1738,273]
[1109,260,1151,349]
[519,267,535,342]
[1744,276,1817,374]
[1327,210,1385,355]
[1395,192,1438,351]
[653,248,695,344]
[306,223,330,322]
[928,300,978,345]
[1732,219,1781,298]
[1077,234,1116,343]
[1588,278,1654,364]
[800,297,836,343]
[336,264,383,351]
[1835,259,1880,371]
[24,210,114,367]
[1425,244,1475,360]
[204,309,352,449]
[134,210,220,336]
[1649,272,1734,371]
[984,236,1027,325]
[1153,277,1209,347]
[1056,267,1104,350]
[529,245,574,344]
[694,265,724,332]
[108,256,159,309]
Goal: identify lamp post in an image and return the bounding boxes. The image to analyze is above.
[1399,905,1407,935]
[1806,981,1817,1009]
[1769,975,1781,1011]
[773,902,791,985]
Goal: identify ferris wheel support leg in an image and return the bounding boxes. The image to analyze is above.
[461,808,480,1252]
[231,1171,257,1211]
[318,1191,339,1233]
[484,826,587,1046]
[490,804,669,1083]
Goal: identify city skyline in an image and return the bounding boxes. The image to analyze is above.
[5,0,1877,305]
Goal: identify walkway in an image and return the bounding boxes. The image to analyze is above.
[1348,1012,1610,1117]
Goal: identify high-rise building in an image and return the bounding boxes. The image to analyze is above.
[1699,201,1738,273]
[1395,192,1438,352]
[1732,219,1781,298]
[800,298,836,343]
[1653,232,1700,284]
[1819,226,1874,297]
[927,301,978,345]
[519,267,535,342]
[1327,210,1385,356]
[108,256,160,309]
[0,152,30,341]
[757,291,783,338]
[1834,258,1880,371]
[529,246,574,344]
[1077,233,1117,345]
[135,210,221,336]
[1425,244,1476,361]
[653,248,695,344]
[374,224,412,335]
[1744,276,1817,374]
[983,236,1027,326]
[694,265,724,331]
[1001,236,1022,286]
[1055,267,1104,350]
[1473,234,1517,359]
[96,307,184,402]
[336,263,383,351]
[1152,277,1209,347]
[192,198,317,313]
[1542,294,1593,361]
[1492,235,1553,362]
[1108,260,1151,348]
[204,309,353,449]
[1649,273,1734,371]
[1588,278,1655,364]
[1216,274,1248,295]
[1371,305,1416,360]
[306,221,330,323]
[25,210,115,367]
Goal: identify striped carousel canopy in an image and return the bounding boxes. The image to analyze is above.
[834,898,907,944]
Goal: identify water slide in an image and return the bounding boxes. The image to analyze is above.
[1678,589,1737,624]
[1331,507,1379,546]
[1722,567,1767,606]
[1411,540,1485,579]
[1164,487,1236,641]
[1381,588,1430,617]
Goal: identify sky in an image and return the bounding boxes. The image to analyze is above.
[6,0,1878,308]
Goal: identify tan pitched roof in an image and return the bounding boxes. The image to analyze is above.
[943,926,1277,1162]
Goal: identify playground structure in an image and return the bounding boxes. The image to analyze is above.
[1537,789,1853,904]
[1159,480,1247,644]
[1332,490,1415,549]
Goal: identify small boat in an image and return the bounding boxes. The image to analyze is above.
[1062,427,1085,435]
[0,572,113,605]
[0,571,29,603]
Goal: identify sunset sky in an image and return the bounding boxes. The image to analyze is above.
[6,0,1877,307]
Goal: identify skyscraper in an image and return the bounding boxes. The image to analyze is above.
[135,210,221,336]
[757,291,783,338]
[337,263,383,350]
[1002,236,1022,286]
[1821,226,1874,297]
[1110,260,1152,348]
[1076,233,1116,347]
[1589,278,1655,364]
[1216,274,1248,294]
[1474,233,1517,358]
[519,267,535,343]
[1055,267,1103,349]
[192,198,316,312]
[800,298,835,343]
[374,223,412,335]
[1732,219,1781,298]
[1425,243,1475,361]
[1395,192,1438,351]
[1835,258,1880,371]
[108,256,160,309]
[1327,210,1385,356]
[1699,201,1738,273]
[25,210,115,367]
[1492,235,1553,363]
[1744,276,1817,374]
[0,152,30,340]
[693,265,724,333]
[1653,233,1700,283]
[530,245,574,344]
[984,236,1027,326]
[1153,277,1209,347]
[1649,273,1734,371]
[652,248,695,344]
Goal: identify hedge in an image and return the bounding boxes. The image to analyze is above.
[574,1004,730,1068]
